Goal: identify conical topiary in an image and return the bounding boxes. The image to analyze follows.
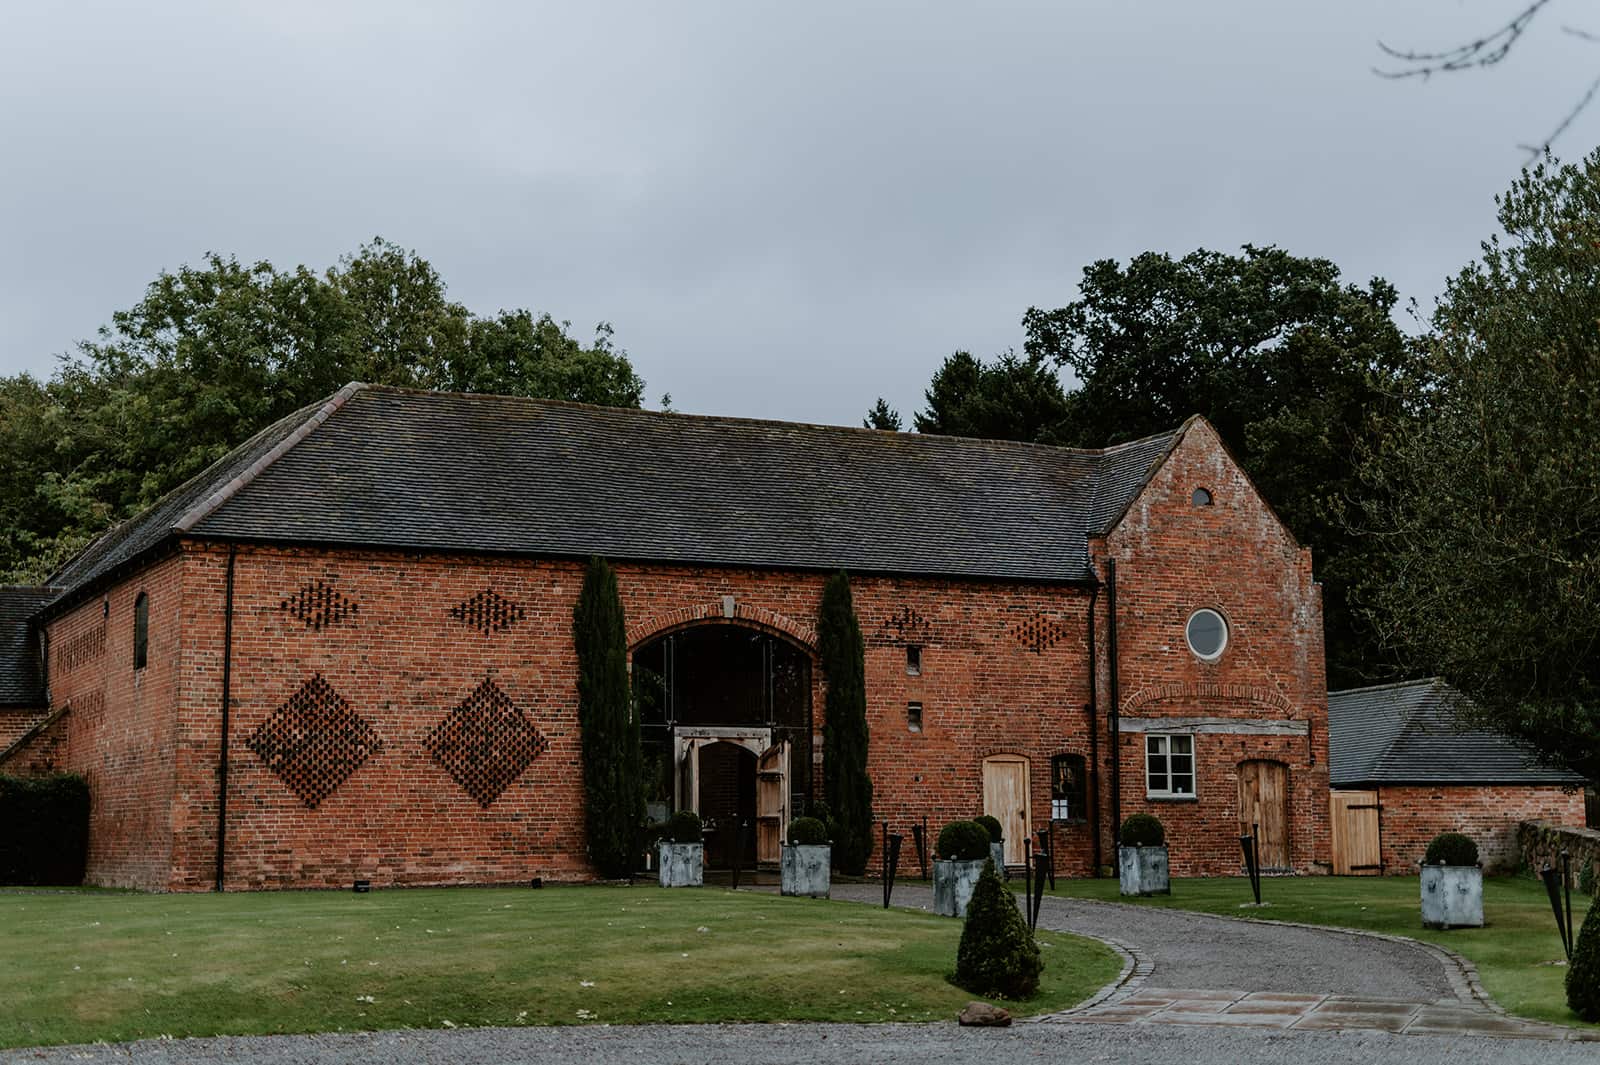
[1568,894,1600,1022]
[955,858,1043,1000]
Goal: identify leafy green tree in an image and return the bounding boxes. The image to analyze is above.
[913,350,1069,442]
[0,239,645,582]
[573,557,644,877]
[1356,151,1600,782]
[819,570,872,875]
[909,246,1418,686]
[862,397,903,431]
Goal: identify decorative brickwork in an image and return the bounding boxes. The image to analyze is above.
[450,589,527,635]
[54,622,106,674]
[876,605,932,643]
[279,581,359,631]
[246,674,382,808]
[1012,614,1070,654]
[426,677,548,807]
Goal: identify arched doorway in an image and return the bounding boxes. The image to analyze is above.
[633,623,814,867]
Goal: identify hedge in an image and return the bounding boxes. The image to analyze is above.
[0,773,90,885]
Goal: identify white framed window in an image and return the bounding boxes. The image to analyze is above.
[1146,734,1195,797]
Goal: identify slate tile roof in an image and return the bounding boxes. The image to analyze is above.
[0,586,56,707]
[40,383,1182,611]
[1327,678,1584,787]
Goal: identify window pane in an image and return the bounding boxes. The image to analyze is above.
[1171,772,1193,795]
[1171,735,1193,756]
[1147,753,1167,777]
[1146,736,1162,756]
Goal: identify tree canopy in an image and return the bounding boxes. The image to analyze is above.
[0,239,646,582]
[1355,150,1600,782]
[896,246,1419,687]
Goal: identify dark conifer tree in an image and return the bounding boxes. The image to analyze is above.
[819,570,872,875]
[573,556,642,877]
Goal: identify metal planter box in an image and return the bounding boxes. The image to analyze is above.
[933,858,987,917]
[1421,864,1483,928]
[1119,844,1170,896]
[990,842,1006,875]
[780,843,831,898]
[657,841,704,888]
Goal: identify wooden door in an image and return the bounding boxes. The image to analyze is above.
[755,740,789,863]
[982,756,1030,866]
[1237,760,1290,871]
[1330,789,1382,875]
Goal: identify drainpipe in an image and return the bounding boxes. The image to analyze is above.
[214,544,238,893]
[1085,582,1101,875]
[1107,558,1122,847]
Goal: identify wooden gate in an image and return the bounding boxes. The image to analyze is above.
[1330,789,1382,875]
[1237,760,1290,871]
[982,756,1030,866]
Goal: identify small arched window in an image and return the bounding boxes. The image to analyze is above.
[133,592,149,670]
[1050,753,1087,822]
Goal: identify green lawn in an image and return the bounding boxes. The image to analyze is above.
[0,885,1119,1049]
[1030,874,1593,1026]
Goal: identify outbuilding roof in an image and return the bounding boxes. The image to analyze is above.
[0,587,55,707]
[1327,678,1584,787]
[42,383,1183,610]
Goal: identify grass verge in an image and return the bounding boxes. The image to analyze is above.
[0,885,1119,1049]
[1032,873,1593,1026]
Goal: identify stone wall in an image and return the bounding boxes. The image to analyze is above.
[1519,820,1600,892]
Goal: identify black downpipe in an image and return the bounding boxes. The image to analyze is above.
[1107,559,1122,847]
[1085,583,1102,875]
[214,544,238,893]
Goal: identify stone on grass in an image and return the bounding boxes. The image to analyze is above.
[958,1001,1012,1027]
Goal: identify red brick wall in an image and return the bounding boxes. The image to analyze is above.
[1372,785,1585,874]
[32,555,184,890]
[165,545,1106,889]
[0,707,46,751]
[1098,421,1331,875]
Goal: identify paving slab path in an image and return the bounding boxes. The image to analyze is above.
[818,881,1596,1041]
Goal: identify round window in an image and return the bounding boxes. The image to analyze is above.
[1191,487,1213,506]
[1186,609,1228,661]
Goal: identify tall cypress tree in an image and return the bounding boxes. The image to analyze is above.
[573,556,642,878]
[819,570,873,875]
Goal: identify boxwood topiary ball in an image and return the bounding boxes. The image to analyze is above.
[665,809,703,844]
[974,814,1005,843]
[1120,813,1165,847]
[1423,832,1479,867]
[938,820,992,861]
[786,816,828,846]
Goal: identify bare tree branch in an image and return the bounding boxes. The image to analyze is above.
[1517,70,1600,159]
[1375,0,1554,79]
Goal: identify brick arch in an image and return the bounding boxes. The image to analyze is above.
[627,601,818,654]
[1118,682,1294,716]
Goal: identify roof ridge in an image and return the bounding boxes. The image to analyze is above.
[354,382,1178,459]
[174,382,366,533]
[1328,677,1443,698]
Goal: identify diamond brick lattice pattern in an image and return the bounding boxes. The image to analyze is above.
[246,674,383,808]
[1012,614,1071,654]
[427,678,549,807]
[450,588,527,635]
[280,581,360,631]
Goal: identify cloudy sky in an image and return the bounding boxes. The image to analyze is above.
[2,1,1594,425]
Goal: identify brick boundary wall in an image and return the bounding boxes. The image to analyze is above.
[1374,786,1585,874]
[1519,820,1600,894]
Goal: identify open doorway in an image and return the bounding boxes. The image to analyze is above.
[634,622,813,867]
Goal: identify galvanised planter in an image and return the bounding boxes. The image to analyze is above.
[780,843,831,898]
[933,858,986,917]
[1421,864,1483,928]
[1118,844,1170,896]
[990,841,1006,875]
[657,841,704,888]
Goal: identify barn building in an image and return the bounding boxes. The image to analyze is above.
[0,383,1331,890]
[1327,678,1585,875]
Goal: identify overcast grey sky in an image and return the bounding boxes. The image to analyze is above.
[2,1,1594,425]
